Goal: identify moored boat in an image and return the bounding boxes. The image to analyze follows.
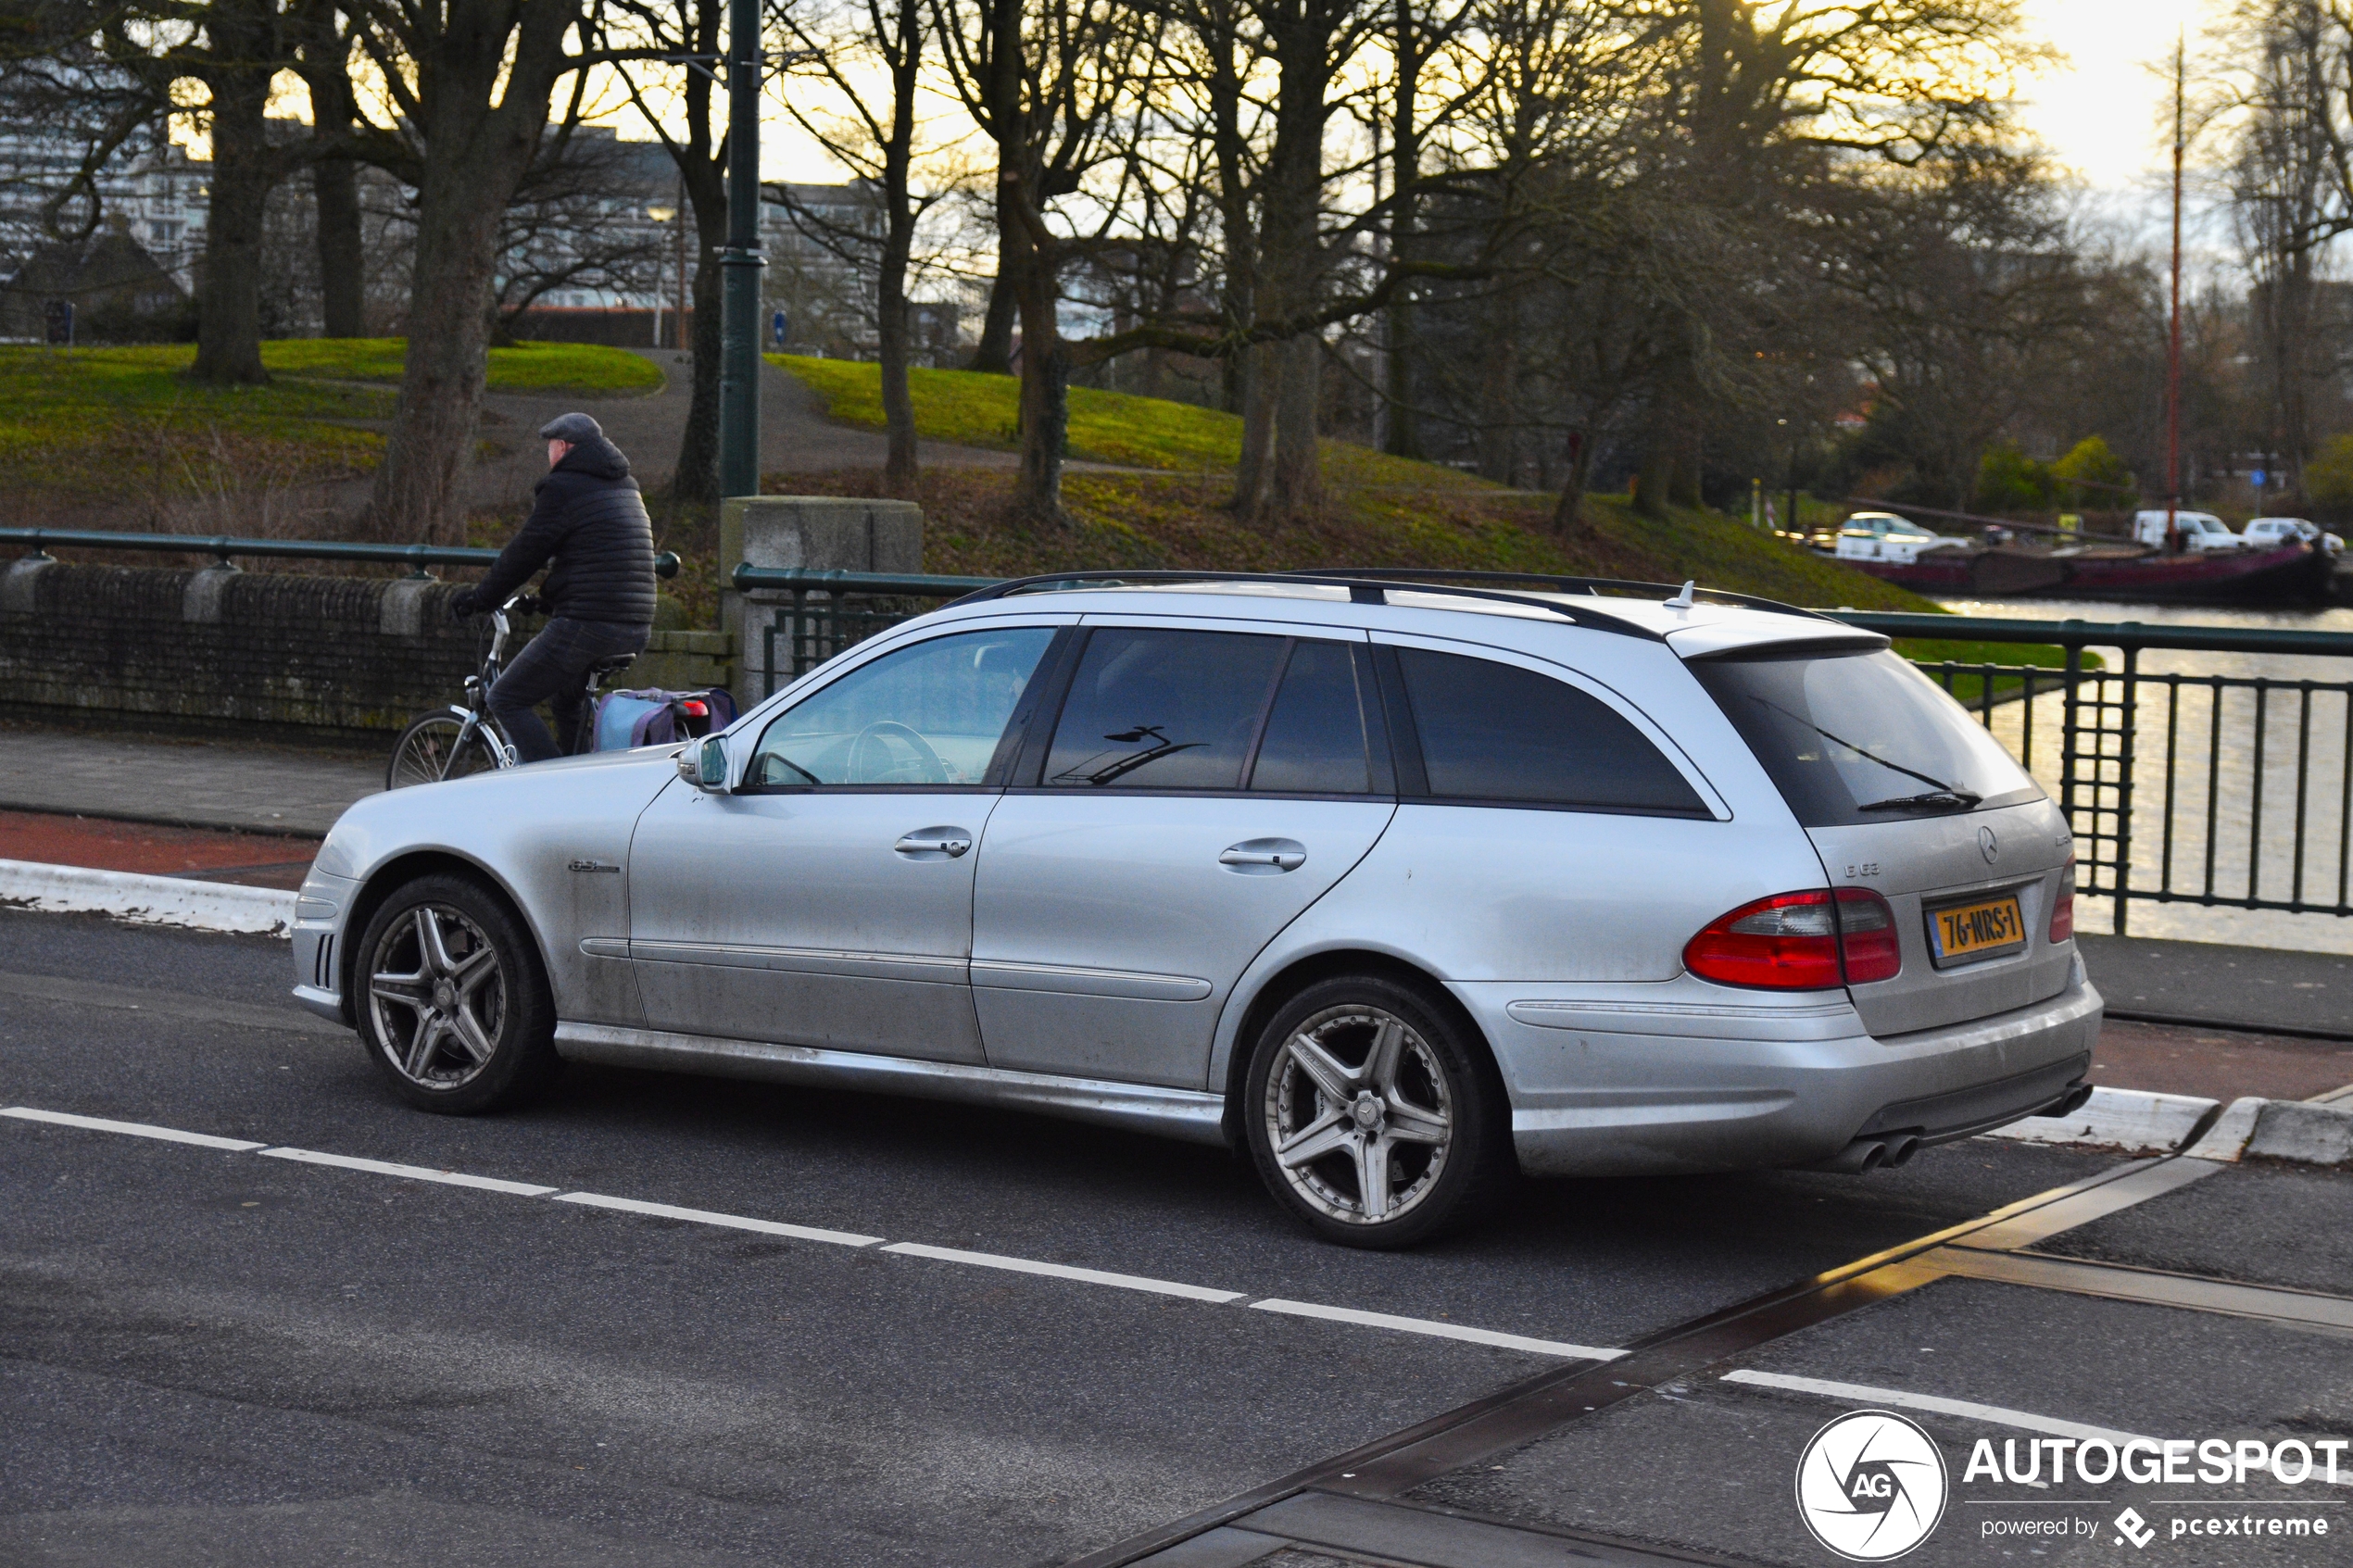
[1837,538,2336,605]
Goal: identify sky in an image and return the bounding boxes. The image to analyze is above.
[2018,0,2210,192]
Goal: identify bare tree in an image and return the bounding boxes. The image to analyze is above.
[935,0,1150,518]
[341,0,623,540]
[774,0,943,495]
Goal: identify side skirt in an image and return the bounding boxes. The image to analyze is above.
[551,1021,1232,1146]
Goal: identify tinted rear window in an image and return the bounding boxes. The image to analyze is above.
[1690,647,2043,827]
[1250,640,1373,794]
[1394,647,1707,814]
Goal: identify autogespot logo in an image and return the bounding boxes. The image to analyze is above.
[1795,1410,1950,1561]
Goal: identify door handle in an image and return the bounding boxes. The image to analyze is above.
[894,829,973,859]
[1219,838,1306,873]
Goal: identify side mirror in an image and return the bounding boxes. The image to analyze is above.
[676,734,728,791]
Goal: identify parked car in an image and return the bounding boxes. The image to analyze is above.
[1832,510,1973,563]
[2245,516,2346,556]
[2129,509,2246,552]
[292,573,2098,1248]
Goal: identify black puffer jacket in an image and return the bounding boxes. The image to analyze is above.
[468,434,658,625]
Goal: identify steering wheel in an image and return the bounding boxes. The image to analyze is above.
[846,720,949,784]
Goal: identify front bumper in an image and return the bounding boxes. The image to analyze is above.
[1459,970,2102,1177]
[290,869,359,1028]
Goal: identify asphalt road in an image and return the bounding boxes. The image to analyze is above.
[2,909,2347,1568]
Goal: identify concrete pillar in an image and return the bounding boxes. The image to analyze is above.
[722,496,924,704]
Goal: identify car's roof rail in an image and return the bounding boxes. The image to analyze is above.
[1315,567,1839,621]
[946,568,1672,637]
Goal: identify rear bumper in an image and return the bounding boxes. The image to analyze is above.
[1461,972,2102,1177]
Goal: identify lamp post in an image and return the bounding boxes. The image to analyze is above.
[717,0,765,500]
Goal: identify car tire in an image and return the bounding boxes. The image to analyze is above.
[1242,974,1512,1248]
[353,872,560,1115]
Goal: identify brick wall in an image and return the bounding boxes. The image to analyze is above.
[0,560,736,743]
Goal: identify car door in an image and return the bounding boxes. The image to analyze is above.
[627,622,1064,1062]
[971,621,1397,1088]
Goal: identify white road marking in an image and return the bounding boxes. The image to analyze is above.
[1,1106,267,1152]
[553,1191,884,1248]
[1721,1369,2146,1445]
[257,1147,560,1196]
[1248,1298,1625,1361]
[881,1241,1246,1302]
[2,1102,1629,1356]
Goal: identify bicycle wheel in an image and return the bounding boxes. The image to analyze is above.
[386,712,503,790]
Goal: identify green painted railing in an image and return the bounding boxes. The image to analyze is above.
[5,527,680,580]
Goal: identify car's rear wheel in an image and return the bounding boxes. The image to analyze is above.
[1242,974,1510,1248]
[355,873,558,1114]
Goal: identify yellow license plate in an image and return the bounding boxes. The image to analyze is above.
[1928,895,2025,965]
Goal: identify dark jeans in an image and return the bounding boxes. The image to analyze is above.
[489,616,649,763]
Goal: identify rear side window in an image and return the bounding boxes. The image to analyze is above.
[1045,628,1286,789]
[1393,647,1707,815]
[1250,640,1373,794]
[1690,647,2043,826]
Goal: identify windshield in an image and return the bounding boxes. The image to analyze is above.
[1690,648,2043,827]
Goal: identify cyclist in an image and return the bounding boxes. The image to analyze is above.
[448,413,658,762]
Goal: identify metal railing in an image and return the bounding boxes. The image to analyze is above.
[731,568,2353,933]
[5,526,681,580]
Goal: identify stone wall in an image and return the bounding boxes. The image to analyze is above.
[0,558,736,742]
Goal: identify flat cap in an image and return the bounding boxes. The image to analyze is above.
[539,411,604,444]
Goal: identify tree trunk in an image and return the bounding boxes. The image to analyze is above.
[1381,0,1421,459]
[1550,431,1590,530]
[878,228,919,496]
[1271,333,1322,516]
[313,157,365,337]
[674,231,724,504]
[670,163,726,506]
[877,0,922,497]
[1013,236,1066,518]
[363,0,575,542]
[1234,339,1277,514]
[968,263,1018,373]
[370,185,505,541]
[1634,436,1671,518]
[189,63,274,383]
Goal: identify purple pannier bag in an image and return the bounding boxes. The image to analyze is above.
[592,687,737,751]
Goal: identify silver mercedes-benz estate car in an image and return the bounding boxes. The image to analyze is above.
[293,572,2098,1248]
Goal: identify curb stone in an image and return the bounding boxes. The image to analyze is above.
[1983,1085,2353,1167]
[0,859,295,937]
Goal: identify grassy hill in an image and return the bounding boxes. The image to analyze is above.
[764,356,1938,613]
[0,341,661,509]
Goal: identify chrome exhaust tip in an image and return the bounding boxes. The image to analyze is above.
[1815,1137,1889,1173]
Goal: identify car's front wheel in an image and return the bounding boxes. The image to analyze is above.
[1242,975,1510,1248]
[354,873,559,1114]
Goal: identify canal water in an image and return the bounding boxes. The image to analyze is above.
[1923,596,2353,955]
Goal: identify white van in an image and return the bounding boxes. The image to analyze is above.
[2130,510,2243,552]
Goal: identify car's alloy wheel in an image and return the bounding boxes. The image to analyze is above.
[354,874,558,1113]
[1244,976,1507,1248]
[369,903,507,1090]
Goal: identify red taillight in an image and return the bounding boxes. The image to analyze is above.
[1834,887,1902,984]
[682,699,709,717]
[2049,859,2075,943]
[1683,888,1902,990]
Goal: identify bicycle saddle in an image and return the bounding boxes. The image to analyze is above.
[588,653,639,674]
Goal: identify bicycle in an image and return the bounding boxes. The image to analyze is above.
[384,590,643,789]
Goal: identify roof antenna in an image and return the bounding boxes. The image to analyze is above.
[1664,580,1697,609]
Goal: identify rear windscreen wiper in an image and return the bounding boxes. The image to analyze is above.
[1856,789,1982,812]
